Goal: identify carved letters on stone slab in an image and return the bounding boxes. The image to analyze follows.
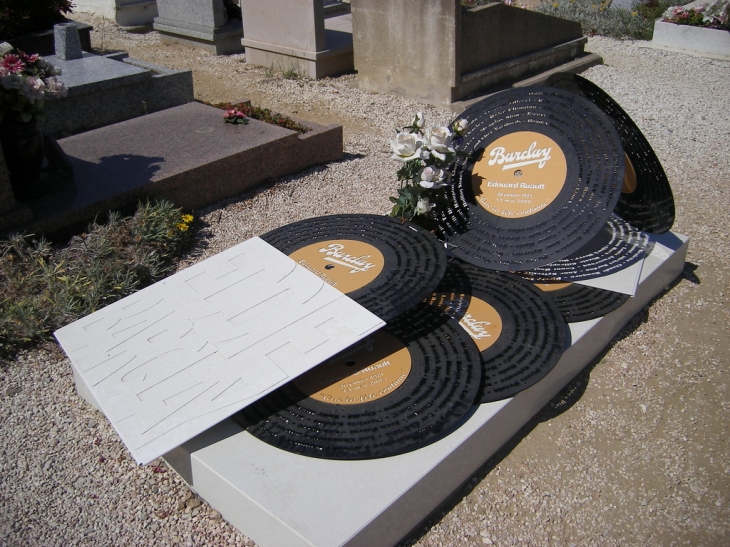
[55,237,385,464]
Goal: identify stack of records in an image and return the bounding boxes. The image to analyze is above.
[235,77,674,461]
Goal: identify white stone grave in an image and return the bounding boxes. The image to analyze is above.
[64,227,688,546]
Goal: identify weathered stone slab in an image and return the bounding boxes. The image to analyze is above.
[352,0,594,106]
[14,102,343,235]
[42,52,193,137]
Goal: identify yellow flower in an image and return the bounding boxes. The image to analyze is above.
[176,223,189,232]
[553,2,558,5]
[181,214,194,223]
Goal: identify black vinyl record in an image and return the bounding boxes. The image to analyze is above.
[438,86,624,272]
[428,261,567,403]
[517,215,649,282]
[533,281,630,323]
[260,214,447,321]
[545,72,675,234]
[236,304,483,460]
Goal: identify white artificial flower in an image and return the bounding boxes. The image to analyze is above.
[44,76,67,98]
[418,166,450,189]
[416,197,435,215]
[390,131,423,162]
[423,125,455,161]
[20,76,45,103]
[453,118,469,134]
[412,111,425,129]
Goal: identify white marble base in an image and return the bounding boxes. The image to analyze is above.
[648,20,730,61]
[159,232,688,547]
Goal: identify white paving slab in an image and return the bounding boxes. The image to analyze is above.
[55,237,384,464]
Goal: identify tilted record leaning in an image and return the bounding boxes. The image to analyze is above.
[545,72,675,234]
[533,281,630,323]
[516,215,649,282]
[437,86,625,272]
[260,214,448,321]
[427,260,568,403]
[236,304,483,460]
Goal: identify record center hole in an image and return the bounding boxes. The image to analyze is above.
[513,169,523,178]
[345,360,357,367]
[325,264,335,270]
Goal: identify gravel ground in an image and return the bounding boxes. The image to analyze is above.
[1,13,729,547]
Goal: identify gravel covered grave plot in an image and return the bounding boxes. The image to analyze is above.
[1,13,728,547]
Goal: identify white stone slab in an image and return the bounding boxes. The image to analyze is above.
[55,237,384,464]
[575,251,644,295]
[647,20,730,61]
[161,232,688,547]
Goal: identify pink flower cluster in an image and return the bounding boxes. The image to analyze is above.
[0,47,67,122]
[223,108,248,125]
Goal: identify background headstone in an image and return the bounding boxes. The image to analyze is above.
[154,0,244,55]
[240,0,353,79]
[72,0,160,27]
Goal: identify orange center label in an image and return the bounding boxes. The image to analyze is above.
[430,293,503,352]
[622,152,637,194]
[472,131,567,218]
[534,282,572,292]
[289,239,385,294]
[293,330,411,405]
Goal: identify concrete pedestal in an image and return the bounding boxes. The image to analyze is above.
[154,0,244,55]
[241,0,353,79]
[73,0,159,27]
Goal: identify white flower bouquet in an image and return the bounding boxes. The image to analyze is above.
[388,112,468,231]
[0,42,68,124]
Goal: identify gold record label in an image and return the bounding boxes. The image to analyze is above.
[472,131,567,218]
[289,239,385,294]
[293,330,412,405]
[622,152,638,194]
[534,282,572,292]
[430,293,503,352]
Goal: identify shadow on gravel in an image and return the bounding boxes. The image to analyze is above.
[396,260,699,547]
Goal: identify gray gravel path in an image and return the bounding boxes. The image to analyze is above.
[1,18,728,547]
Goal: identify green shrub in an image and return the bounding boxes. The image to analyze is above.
[534,0,674,40]
[209,101,310,134]
[0,0,75,40]
[0,200,193,359]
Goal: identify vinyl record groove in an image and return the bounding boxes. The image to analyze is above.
[236,304,483,460]
[438,86,624,272]
[517,216,649,282]
[534,282,630,323]
[546,72,675,234]
[261,214,447,321]
[429,261,567,403]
